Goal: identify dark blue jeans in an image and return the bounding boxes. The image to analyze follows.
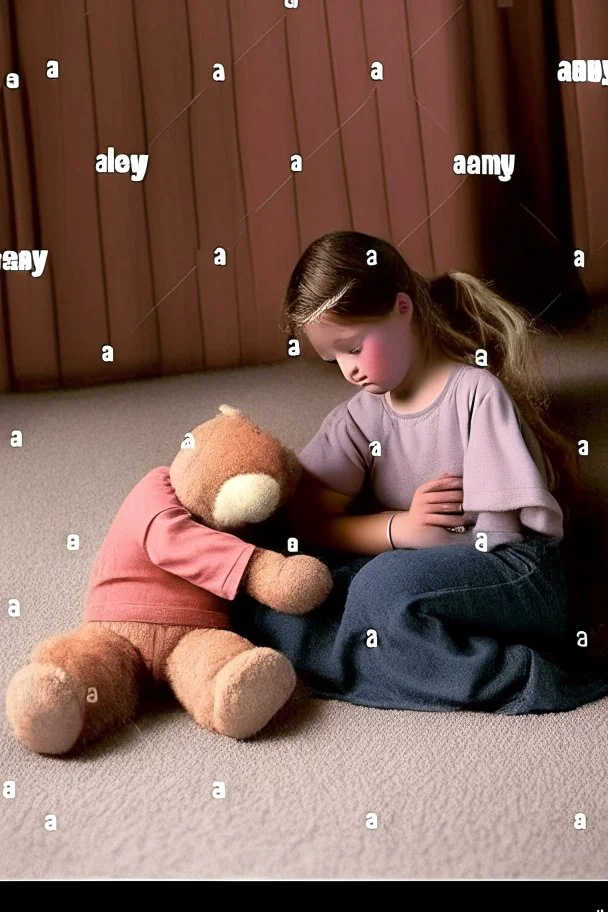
[230,538,608,715]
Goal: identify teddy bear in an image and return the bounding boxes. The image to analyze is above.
[5,404,333,755]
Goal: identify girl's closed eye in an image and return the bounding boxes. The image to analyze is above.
[328,349,360,363]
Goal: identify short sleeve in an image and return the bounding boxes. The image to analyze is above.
[144,506,256,600]
[298,402,368,497]
[463,377,563,547]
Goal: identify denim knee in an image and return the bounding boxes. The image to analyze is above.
[346,550,415,599]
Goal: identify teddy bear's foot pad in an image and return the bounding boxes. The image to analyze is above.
[5,663,85,755]
[213,648,296,739]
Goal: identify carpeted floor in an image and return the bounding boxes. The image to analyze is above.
[2,309,608,879]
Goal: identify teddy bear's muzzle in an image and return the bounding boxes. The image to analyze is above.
[213,473,282,526]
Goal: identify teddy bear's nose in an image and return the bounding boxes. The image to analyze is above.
[213,473,281,526]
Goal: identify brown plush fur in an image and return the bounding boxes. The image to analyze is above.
[5,405,332,754]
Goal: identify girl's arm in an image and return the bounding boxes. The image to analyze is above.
[295,510,398,556]
[294,509,469,555]
[287,472,472,556]
[287,470,395,556]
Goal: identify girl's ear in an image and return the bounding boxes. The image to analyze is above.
[396,292,412,313]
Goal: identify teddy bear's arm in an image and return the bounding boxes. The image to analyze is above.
[144,505,257,601]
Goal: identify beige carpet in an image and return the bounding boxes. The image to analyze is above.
[2,312,608,879]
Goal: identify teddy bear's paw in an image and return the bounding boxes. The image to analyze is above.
[242,550,333,614]
[212,648,296,739]
[276,555,334,614]
[5,663,85,755]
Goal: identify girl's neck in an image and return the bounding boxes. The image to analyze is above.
[386,350,460,413]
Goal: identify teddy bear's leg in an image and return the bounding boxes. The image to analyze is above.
[165,628,296,740]
[5,623,146,755]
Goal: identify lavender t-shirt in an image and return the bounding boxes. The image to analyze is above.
[298,364,563,551]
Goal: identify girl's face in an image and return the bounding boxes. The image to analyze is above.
[304,293,418,394]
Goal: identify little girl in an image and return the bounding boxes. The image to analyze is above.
[231,230,608,715]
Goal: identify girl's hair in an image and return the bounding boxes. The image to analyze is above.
[281,230,582,531]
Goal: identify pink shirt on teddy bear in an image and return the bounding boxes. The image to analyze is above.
[83,467,257,627]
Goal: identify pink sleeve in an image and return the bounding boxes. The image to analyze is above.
[144,506,257,600]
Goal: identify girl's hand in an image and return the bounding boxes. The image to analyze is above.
[410,473,471,527]
[390,474,476,548]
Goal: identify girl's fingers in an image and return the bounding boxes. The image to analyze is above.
[426,491,463,503]
[420,475,463,493]
[427,512,476,525]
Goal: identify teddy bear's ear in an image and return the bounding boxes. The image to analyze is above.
[218,404,242,417]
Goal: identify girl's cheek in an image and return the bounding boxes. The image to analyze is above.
[363,340,387,374]
[365,355,382,375]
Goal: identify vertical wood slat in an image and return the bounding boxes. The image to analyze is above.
[13,0,109,388]
[86,0,159,382]
[0,276,8,391]
[0,0,59,391]
[188,0,246,371]
[134,0,203,376]
[555,0,608,296]
[0,0,13,390]
[227,0,299,365]
[362,0,436,272]
[504,1,558,233]
[322,0,389,238]
[467,0,515,290]
[403,0,484,277]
